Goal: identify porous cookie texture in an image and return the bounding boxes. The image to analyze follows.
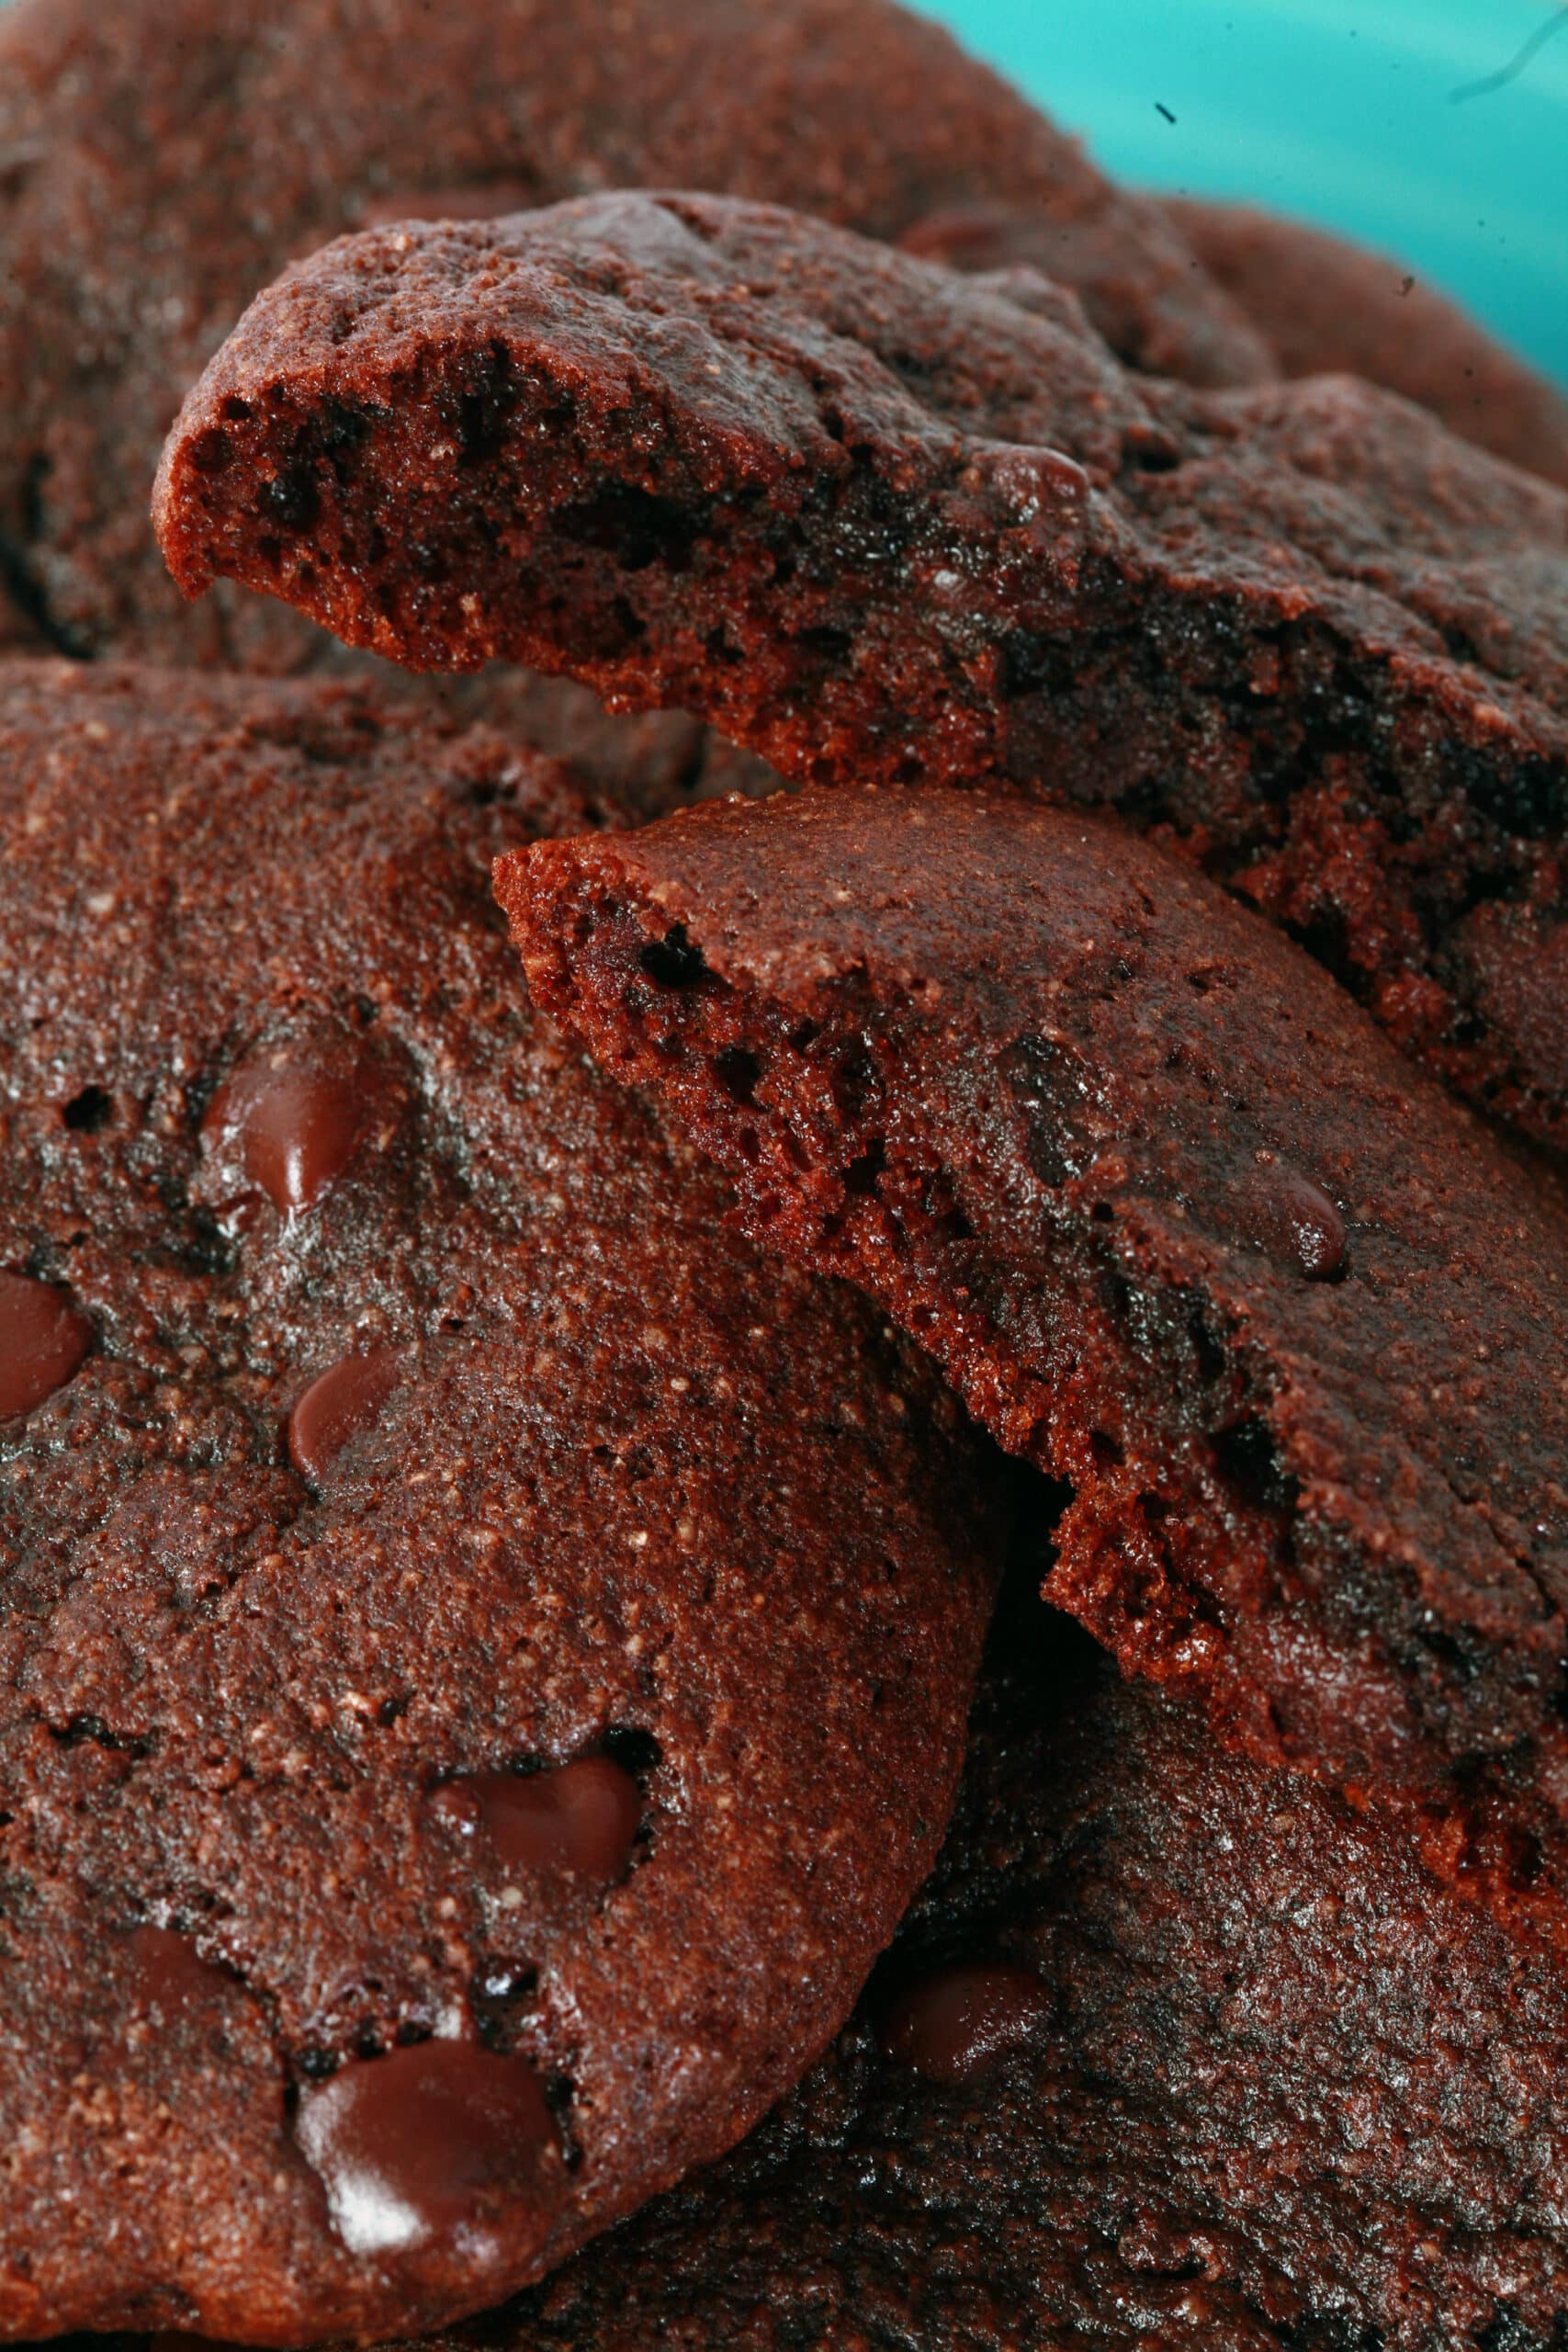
[502,780,1568,1953]
[155,192,1568,1148]
[101,1568,1568,2348]
[1162,197,1568,489]
[0,0,1266,667]
[0,662,999,2345]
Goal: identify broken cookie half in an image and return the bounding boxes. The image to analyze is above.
[153,191,1568,1148]
[496,779,1568,1957]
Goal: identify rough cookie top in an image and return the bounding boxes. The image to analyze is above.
[1162,197,1568,489]
[313,1571,1568,2350]
[0,0,1266,666]
[0,662,999,2346]
[153,190,1568,1148]
[501,778,1568,1953]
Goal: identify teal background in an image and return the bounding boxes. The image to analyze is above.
[1,0,1561,384]
[919,0,1568,388]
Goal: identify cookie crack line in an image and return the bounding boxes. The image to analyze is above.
[152,190,1568,1153]
[495,778,1568,1956]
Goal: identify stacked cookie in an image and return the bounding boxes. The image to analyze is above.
[6,4,1568,2346]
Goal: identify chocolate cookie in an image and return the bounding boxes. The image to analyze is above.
[500,778,1568,1954]
[151,1560,1568,2348]
[0,661,999,2345]
[403,673,780,831]
[1162,197,1568,489]
[0,0,1267,671]
[153,192,1568,1148]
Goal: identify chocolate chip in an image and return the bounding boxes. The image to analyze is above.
[201,1046,384,1216]
[975,441,1091,531]
[288,1348,404,1485]
[1244,1153,1348,1281]
[431,1754,642,1886]
[293,2037,555,2256]
[879,1961,1050,2086]
[0,1271,91,1417]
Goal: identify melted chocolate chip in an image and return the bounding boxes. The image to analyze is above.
[977,441,1091,526]
[431,1754,642,1885]
[288,1348,404,1484]
[1244,1154,1348,1281]
[124,1927,231,2027]
[880,1961,1050,2086]
[0,1271,90,1417]
[201,1047,383,1216]
[294,2038,555,2256]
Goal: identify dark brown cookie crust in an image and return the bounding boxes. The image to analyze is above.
[0,662,998,2345]
[0,0,1267,669]
[501,778,1568,1954]
[1162,196,1568,490]
[232,1566,1568,2347]
[154,192,1568,1150]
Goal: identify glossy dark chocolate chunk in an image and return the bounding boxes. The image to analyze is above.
[970,441,1090,541]
[201,1047,381,1216]
[431,1755,642,1886]
[1242,1154,1348,1281]
[879,1961,1050,2086]
[294,2038,556,2257]
[0,1271,91,1417]
[288,1349,404,1484]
